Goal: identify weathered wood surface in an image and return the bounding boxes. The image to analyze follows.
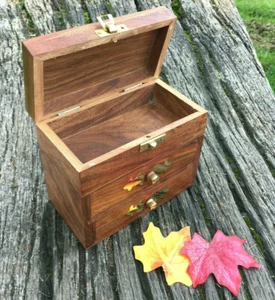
[0,0,274,299]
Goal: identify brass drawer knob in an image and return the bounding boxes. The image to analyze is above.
[147,171,159,184]
[146,198,157,210]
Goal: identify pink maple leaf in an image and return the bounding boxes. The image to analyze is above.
[180,230,261,296]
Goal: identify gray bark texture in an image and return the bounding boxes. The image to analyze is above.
[1,0,275,299]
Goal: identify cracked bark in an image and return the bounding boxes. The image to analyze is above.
[1,0,275,299]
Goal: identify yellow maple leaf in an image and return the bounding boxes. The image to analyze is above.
[123,180,142,191]
[133,222,192,286]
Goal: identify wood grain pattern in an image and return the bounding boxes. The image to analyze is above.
[90,141,198,218]
[22,7,206,250]
[36,127,93,247]
[22,7,176,122]
[22,45,44,122]
[93,162,195,245]
[80,111,207,196]
[43,30,155,115]
[44,68,150,117]
[156,79,207,114]
[37,122,83,172]
[48,84,154,139]
[63,102,179,162]
[22,7,175,58]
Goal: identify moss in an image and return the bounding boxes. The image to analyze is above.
[57,11,65,28]
[197,285,206,299]
[188,39,204,70]
[232,167,241,181]
[18,1,36,36]
[171,0,185,20]
[106,0,116,16]
[243,216,265,255]
[183,30,192,42]
[226,156,233,164]
[198,200,212,227]
[220,80,233,98]
[84,12,91,24]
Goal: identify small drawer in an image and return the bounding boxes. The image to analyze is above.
[89,140,198,217]
[92,162,196,243]
[80,111,207,197]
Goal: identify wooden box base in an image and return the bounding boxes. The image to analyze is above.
[36,80,207,248]
[23,7,207,249]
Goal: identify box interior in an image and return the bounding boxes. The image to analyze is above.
[47,84,198,163]
[42,27,170,116]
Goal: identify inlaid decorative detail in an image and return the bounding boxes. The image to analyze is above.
[154,160,171,175]
[123,173,145,191]
[126,201,144,216]
[152,187,169,201]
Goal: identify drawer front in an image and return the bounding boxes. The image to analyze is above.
[89,140,198,217]
[80,113,207,196]
[92,162,196,243]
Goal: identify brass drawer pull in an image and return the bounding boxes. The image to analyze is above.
[146,198,157,210]
[126,187,169,216]
[147,171,160,184]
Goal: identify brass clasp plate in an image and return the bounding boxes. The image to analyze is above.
[140,134,166,152]
[95,14,129,37]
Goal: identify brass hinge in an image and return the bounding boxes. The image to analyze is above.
[95,14,129,37]
[123,83,144,92]
[57,106,81,116]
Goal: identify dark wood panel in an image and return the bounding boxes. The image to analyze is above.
[22,7,175,57]
[22,7,176,121]
[80,112,207,196]
[63,102,180,162]
[43,30,157,115]
[90,141,198,217]
[92,162,195,246]
[49,84,154,139]
[155,81,198,117]
[36,127,94,247]
[44,68,150,115]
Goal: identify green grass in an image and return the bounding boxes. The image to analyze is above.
[235,0,275,23]
[235,0,275,92]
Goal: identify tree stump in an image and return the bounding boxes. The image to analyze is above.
[0,0,274,299]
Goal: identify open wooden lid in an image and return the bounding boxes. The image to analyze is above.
[22,7,176,122]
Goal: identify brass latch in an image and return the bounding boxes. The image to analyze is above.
[140,134,166,152]
[126,187,169,216]
[95,14,129,37]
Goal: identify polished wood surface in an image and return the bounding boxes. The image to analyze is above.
[43,30,156,115]
[48,84,154,139]
[22,7,175,58]
[90,141,198,218]
[22,7,208,249]
[36,127,93,247]
[93,162,195,245]
[63,102,179,162]
[22,46,44,122]
[22,7,176,122]
[35,76,207,247]
[79,111,207,196]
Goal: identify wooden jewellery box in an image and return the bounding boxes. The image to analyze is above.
[22,7,207,249]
